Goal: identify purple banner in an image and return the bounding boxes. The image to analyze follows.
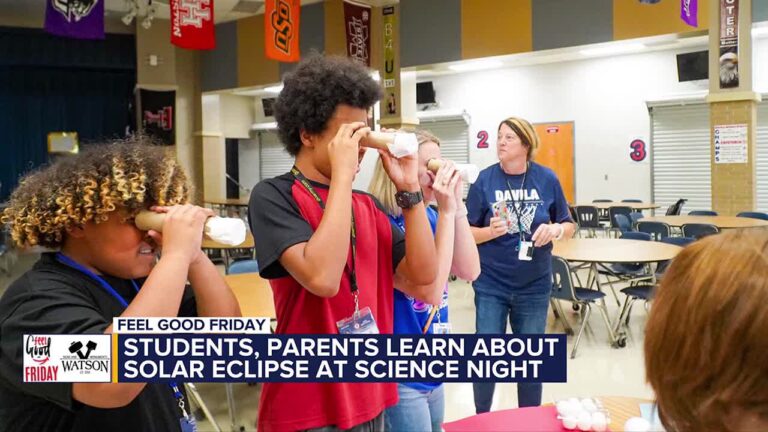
[45,0,105,40]
[681,0,698,27]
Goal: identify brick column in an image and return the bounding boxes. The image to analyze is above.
[706,0,761,215]
[710,101,758,215]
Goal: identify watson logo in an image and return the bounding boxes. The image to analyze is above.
[24,334,112,383]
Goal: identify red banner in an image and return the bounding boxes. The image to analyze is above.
[343,0,371,66]
[170,0,216,50]
[265,0,300,62]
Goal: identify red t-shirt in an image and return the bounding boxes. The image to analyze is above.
[249,173,406,431]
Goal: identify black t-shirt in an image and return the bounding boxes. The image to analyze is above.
[0,253,197,432]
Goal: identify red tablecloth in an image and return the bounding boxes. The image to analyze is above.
[442,406,569,432]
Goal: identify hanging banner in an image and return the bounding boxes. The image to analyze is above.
[265,0,300,62]
[44,0,105,40]
[139,89,176,146]
[170,0,216,50]
[343,0,371,67]
[681,0,698,27]
[382,5,398,118]
[719,0,739,89]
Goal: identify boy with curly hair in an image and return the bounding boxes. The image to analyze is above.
[249,55,439,431]
[0,139,241,431]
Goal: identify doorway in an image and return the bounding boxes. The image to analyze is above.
[534,122,575,203]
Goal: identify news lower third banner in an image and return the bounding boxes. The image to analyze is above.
[24,318,567,384]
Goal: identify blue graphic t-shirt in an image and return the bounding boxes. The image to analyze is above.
[466,162,571,297]
[389,206,448,392]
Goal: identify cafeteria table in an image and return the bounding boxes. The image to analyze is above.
[202,231,255,268]
[442,396,653,432]
[640,215,768,229]
[224,272,276,319]
[204,197,250,218]
[553,238,682,346]
[575,202,660,211]
[221,272,275,432]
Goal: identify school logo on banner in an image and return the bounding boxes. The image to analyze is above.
[44,0,105,40]
[140,89,176,146]
[265,0,300,62]
[23,335,112,383]
[344,0,371,67]
[170,0,216,50]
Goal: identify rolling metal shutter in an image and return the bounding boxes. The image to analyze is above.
[650,103,712,214]
[756,103,768,212]
[258,131,293,181]
[417,117,470,196]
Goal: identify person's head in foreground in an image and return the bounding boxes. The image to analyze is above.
[2,137,192,276]
[645,229,768,432]
[273,54,381,180]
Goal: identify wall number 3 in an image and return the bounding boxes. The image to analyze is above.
[630,139,647,162]
[477,130,489,149]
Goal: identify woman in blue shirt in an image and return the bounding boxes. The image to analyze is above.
[466,117,575,412]
[369,129,480,432]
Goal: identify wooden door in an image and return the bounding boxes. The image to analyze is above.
[534,122,575,203]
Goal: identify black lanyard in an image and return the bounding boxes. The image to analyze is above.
[55,253,192,425]
[290,167,359,304]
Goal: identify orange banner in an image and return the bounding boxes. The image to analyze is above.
[264,0,300,62]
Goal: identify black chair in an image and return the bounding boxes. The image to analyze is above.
[737,211,768,221]
[665,199,687,216]
[592,199,612,223]
[629,211,644,227]
[551,256,617,358]
[597,231,653,304]
[688,210,718,216]
[682,223,719,239]
[637,221,671,241]
[621,199,643,203]
[574,206,603,238]
[608,206,633,237]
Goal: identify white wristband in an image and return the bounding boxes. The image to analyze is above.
[554,223,565,241]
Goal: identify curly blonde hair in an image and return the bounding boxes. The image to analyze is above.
[1,137,191,248]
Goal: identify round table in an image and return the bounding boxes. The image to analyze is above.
[553,239,681,347]
[574,202,660,211]
[204,198,250,218]
[553,238,681,263]
[442,396,653,432]
[223,273,276,319]
[202,231,255,268]
[640,215,768,229]
[204,198,250,207]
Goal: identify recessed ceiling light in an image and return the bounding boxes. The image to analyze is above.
[580,43,646,57]
[448,60,503,72]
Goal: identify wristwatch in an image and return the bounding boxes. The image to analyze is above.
[395,190,423,209]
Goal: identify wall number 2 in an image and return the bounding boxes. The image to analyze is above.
[630,139,647,162]
[477,130,489,149]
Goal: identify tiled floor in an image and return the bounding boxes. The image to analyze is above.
[1,254,653,431]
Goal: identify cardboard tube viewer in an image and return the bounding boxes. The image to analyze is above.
[360,131,418,158]
[135,211,247,246]
[427,159,480,184]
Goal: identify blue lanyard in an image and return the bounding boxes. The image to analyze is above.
[55,253,139,306]
[54,252,190,424]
